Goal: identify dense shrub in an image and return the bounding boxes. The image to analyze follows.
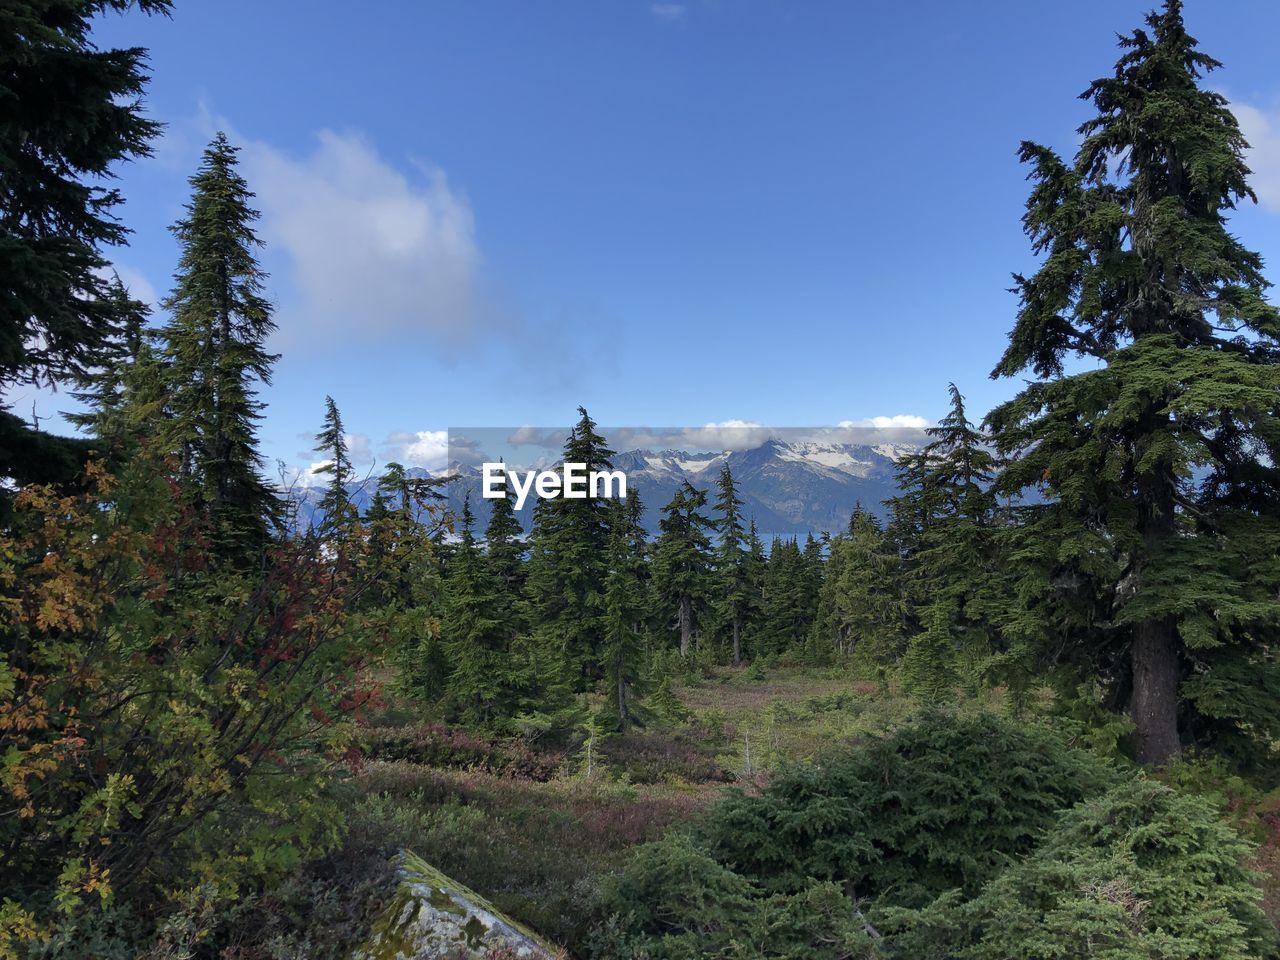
[700,710,1119,905]
[885,780,1277,960]
[597,712,1274,959]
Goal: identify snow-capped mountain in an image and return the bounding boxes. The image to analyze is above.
[288,437,921,540]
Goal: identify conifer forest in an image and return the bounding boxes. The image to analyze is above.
[2,2,1280,958]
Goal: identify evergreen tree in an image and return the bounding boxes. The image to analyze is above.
[740,518,768,660]
[757,537,820,656]
[987,1,1280,766]
[652,481,714,658]
[483,470,527,596]
[157,133,280,561]
[67,276,162,455]
[311,395,353,534]
[524,406,617,680]
[889,384,1000,670]
[900,600,959,703]
[712,464,751,664]
[443,497,517,727]
[603,494,649,728]
[1,0,170,490]
[818,511,904,664]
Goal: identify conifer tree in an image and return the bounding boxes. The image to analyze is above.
[652,481,714,658]
[484,471,526,596]
[889,384,1000,667]
[757,537,820,656]
[157,133,280,561]
[68,276,162,455]
[603,494,649,728]
[524,407,616,680]
[900,600,959,703]
[819,511,904,664]
[987,1,1280,766]
[1,0,170,489]
[443,497,517,727]
[712,465,750,664]
[311,395,353,534]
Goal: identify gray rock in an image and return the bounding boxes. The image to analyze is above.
[354,850,561,960]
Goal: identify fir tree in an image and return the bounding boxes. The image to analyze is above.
[889,384,1001,669]
[987,1,1280,766]
[818,511,904,664]
[900,600,959,704]
[712,464,751,664]
[311,395,353,534]
[68,276,161,455]
[483,469,527,596]
[1,0,170,490]
[524,406,616,680]
[652,481,714,658]
[443,497,517,727]
[757,537,821,656]
[157,133,280,561]
[602,494,649,728]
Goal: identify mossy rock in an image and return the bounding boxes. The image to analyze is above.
[354,850,560,959]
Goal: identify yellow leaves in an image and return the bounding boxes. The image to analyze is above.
[0,898,44,960]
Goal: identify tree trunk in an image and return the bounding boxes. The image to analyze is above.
[1131,616,1180,765]
[678,597,691,658]
[732,618,742,665]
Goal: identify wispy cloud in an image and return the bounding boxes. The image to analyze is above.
[840,414,929,429]
[240,129,483,347]
[650,3,687,24]
[1231,98,1280,213]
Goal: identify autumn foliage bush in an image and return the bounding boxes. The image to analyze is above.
[0,460,401,957]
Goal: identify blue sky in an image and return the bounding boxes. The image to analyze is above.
[27,1,1280,477]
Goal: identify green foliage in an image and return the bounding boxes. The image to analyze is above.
[900,601,958,704]
[812,510,903,667]
[887,779,1276,960]
[0,0,170,491]
[523,407,616,682]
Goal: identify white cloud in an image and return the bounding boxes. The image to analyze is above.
[346,432,373,465]
[383,429,450,471]
[650,3,687,23]
[241,130,482,345]
[1231,99,1280,213]
[839,414,930,430]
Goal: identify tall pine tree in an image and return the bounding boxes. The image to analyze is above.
[311,395,353,534]
[157,133,280,561]
[712,464,751,664]
[652,481,713,658]
[524,407,616,680]
[987,1,1280,766]
[603,493,650,728]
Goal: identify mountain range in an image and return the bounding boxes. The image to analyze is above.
[289,436,922,541]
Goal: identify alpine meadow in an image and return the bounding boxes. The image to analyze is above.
[3,2,1280,958]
